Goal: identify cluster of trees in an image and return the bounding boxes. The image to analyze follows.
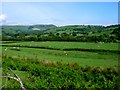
[2,32,119,43]
[1,24,119,43]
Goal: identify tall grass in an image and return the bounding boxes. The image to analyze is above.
[2,54,119,89]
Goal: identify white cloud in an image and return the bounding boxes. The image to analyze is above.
[0,14,7,23]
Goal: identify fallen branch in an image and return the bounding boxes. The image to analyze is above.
[1,68,26,90]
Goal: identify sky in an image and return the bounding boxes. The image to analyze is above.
[1,0,120,2]
[0,2,118,26]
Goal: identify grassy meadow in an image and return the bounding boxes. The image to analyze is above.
[1,41,119,89]
[2,41,118,50]
[2,41,119,67]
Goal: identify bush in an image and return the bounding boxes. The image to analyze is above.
[2,55,120,89]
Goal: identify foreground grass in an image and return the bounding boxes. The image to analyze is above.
[2,55,119,89]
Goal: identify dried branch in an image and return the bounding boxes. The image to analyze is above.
[1,68,26,90]
[1,76,19,82]
[8,68,26,90]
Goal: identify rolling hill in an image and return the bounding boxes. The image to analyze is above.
[1,24,57,36]
[1,24,119,42]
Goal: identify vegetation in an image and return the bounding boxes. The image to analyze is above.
[1,24,120,89]
[1,24,120,43]
[2,41,118,50]
[2,41,119,67]
[2,54,120,89]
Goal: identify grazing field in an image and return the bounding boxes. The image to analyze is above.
[2,41,118,50]
[2,41,119,67]
[2,41,119,89]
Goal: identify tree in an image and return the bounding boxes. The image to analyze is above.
[72,32,77,36]
[56,33,60,36]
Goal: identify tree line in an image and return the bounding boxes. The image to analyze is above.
[2,33,119,43]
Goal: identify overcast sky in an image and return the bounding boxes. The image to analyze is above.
[0,2,118,26]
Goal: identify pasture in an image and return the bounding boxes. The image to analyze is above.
[2,41,119,67]
[1,41,119,89]
[2,41,118,50]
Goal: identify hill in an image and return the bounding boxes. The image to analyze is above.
[44,24,119,36]
[1,24,119,42]
[1,24,57,37]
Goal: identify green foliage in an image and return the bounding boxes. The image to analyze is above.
[1,24,56,37]
[2,55,119,89]
[1,24,120,43]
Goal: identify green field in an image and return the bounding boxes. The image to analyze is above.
[2,41,119,67]
[2,41,119,89]
[2,41,118,50]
